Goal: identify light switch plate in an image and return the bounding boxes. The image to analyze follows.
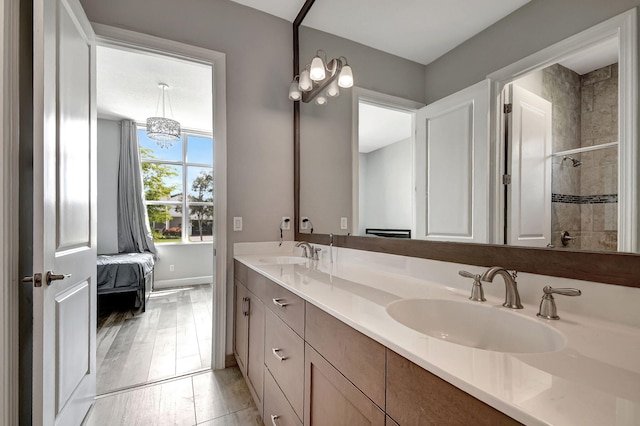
[300,217,308,230]
[282,217,291,230]
[233,217,242,231]
[340,217,348,230]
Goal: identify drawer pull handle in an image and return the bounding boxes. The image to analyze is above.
[272,348,288,362]
[270,414,280,426]
[272,298,288,308]
[242,296,250,316]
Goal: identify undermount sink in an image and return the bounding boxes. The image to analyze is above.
[258,256,308,265]
[386,299,566,353]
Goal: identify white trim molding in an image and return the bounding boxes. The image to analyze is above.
[154,275,214,289]
[93,24,229,370]
[1,0,20,422]
[487,8,637,251]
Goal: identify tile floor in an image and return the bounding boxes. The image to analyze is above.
[83,367,261,426]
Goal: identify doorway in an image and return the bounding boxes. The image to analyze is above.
[351,88,423,237]
[94,38,220,395]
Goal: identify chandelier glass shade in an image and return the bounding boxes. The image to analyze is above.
[147,83,181,148]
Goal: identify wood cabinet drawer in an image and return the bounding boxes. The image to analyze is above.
[264,309,304,420]
[264,278,304,337]
[305,302,386,409]
[264,369,302,426]
[305,344,385,426]
[386,349,521,425]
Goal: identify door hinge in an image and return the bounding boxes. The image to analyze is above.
[502,174,512,185]
[504,103,512,114]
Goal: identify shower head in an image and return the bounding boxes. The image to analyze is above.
[563,156,582,167]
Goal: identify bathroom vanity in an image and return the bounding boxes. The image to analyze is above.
[233,242,640,426]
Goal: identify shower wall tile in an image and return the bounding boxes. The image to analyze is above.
[581,64,612,85]
[604,203,617,231]
[581,204,594,231]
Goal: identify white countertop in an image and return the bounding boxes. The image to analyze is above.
[234,242,640,426]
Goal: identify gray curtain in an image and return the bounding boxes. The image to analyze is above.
[117,120,158,258]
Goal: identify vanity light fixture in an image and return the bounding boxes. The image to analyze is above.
[288,50,354,104]
[309,51,327,81]
[146,83,181,148]
[288,76,302,101]
[299,67,313,92]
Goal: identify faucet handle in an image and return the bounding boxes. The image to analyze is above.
[459,270,485,302]
[537,286,581,320]
[543,286,581,297]
[458,270,479,279]
[312,247,321,260]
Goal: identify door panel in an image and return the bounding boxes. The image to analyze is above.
[415,80,490,243]
[508,84,552,247]
[57,0,91,250]
[55,281,90,413]
[32,0,96,423]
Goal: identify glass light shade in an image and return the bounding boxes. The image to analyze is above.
[288,81,302,101]
[147,117,181,148]
[299,69,312,92]
[315,95,327,105]
[310,56,326,81]
[338,65,354,88]
[326,79,340,97]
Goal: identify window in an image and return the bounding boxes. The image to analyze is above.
[139,129,214,243]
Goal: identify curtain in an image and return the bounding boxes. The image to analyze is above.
[117,120,158,258]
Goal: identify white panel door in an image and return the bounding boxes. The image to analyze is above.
[32,0,96,424]
[415,80,490,243]
[508,84,552,247]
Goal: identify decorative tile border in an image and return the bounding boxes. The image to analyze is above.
[552,193,618,204]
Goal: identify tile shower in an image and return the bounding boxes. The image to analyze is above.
[540,63,618,251]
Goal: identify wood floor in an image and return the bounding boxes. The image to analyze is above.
[97,284,213,394]
[83,367,261,426]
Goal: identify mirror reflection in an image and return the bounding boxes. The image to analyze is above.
[298,4,635,253]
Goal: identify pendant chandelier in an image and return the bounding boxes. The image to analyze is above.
[147,83,181,148]
[288,50,354,105]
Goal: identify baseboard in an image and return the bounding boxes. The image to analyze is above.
[153,275,213,289]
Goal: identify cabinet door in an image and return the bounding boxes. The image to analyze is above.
[234,282,249,375]
[304,344,385,426]
[247,291,265,411]
[386,349,520,425]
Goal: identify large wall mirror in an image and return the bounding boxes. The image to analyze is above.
[294,0,640,287]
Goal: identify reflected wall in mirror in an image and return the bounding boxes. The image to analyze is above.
[298,2,637,254]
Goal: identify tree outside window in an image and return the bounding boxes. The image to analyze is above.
[139,130,214,243]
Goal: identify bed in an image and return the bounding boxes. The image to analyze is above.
[97,252,155,312]
[365,228,412,239]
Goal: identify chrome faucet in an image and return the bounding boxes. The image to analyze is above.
[480,267,523,309]
[537,286,581,320]
[295,241,321,260]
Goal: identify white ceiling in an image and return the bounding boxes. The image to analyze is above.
[558,37,619,75]
[230,0,531,65]
[359,103,412,153]
[97,46,213,132]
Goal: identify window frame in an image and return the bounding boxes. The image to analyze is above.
[139,126,214,244]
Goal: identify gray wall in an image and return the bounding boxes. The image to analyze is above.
[97,119,119,254]
[299,26,425,235]
[359,138,412,234]
[423,0,640,103]
[80,0,294,355]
